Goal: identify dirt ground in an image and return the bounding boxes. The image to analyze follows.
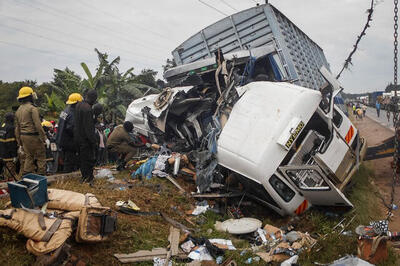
[352,115,400,231]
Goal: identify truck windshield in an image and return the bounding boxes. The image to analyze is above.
[269,175,295,202]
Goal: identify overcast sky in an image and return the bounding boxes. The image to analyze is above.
[0,0,394,93]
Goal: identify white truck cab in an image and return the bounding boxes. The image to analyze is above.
[217,69,364,216]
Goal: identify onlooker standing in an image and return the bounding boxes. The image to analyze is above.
[95,123,107,166]
[15,87,47,175]
[74,90,98,186]
[0,113,18,180]
[56,93,82,173]
[362,105,367,117]
[376,101,381,117]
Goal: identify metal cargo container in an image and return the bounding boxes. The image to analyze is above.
[170,3,330,90]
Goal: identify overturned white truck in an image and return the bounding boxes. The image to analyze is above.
[125,3,365,216]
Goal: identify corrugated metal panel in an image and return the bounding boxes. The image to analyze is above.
[171,4,330,91]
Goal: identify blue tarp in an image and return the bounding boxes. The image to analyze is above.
[132,156,158,180]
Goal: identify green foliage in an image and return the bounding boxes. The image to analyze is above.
[79,49,161,122]
[42,91,65,114]
[0,49,162,123]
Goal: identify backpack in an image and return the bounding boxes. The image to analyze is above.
[75,206,117,243]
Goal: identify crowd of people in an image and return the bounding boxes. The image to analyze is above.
[0,86,145,186]
[351,102,367,120]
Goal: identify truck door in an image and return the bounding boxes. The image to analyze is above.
[279,165,353,207]
[318,66,343,124]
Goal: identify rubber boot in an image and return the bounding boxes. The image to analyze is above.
[116,159,126,171]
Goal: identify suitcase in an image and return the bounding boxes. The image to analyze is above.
[8,173,48,208]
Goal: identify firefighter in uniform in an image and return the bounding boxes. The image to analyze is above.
[106,121,144,170]
[14,87,47,175]
[0,113,18,180]
[56,93,82,173]
[74,90,97,185]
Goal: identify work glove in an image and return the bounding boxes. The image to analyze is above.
[45,139,50,149]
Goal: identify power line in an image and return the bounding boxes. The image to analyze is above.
[0,13,163,63]
[0,24,93,52]
[220,0,238,11]
[78,0,171,42]
[10,0,168,53]
[198,0,228,16]
[0,39,96,64]
[0,24,162,68]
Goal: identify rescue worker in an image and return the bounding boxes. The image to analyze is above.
[14,87,48,175]
[56,93,82,173]
[74,90,98,185]
[106,121,144,171]
[0,113,18,180]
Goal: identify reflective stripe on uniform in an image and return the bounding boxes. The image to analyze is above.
[0,138,16,143]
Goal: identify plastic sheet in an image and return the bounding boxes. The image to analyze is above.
[132,157,158,179]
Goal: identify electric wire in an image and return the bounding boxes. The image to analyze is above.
[0,24,162,68]
[78,0,171,41]
[197,0,228,16]
[220,0,238,11]
[0,39,96,64]
[10,0,168,53]
[0,13,163,63]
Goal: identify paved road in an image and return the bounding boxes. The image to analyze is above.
[364,107,395,132]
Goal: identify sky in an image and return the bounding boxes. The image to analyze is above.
[0,0,394,93]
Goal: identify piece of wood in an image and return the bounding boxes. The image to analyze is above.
[165,175,186,193]
[160,212,192,233]
[114,248,187,263]
[164,250,172,266]
[191,192,244,198]
[168,226,180,256]
[114,248,168,263]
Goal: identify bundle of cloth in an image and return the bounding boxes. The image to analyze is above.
[0,189,115,264]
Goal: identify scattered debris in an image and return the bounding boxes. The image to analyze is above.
[191,200,209,216]
[188,246,214,261]
[208,239,236,250]
[94,168,114,179]
[327,255,374,266]
[255,224,316,263]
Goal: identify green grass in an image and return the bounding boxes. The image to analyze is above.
[0,164,398,265]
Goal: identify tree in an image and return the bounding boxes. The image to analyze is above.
[385,83,400,92]
[50,68,83,99]
[133,69,158,88]
[80,49,159,122]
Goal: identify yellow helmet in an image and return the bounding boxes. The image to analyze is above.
[41,120,53,128]
[66,93,83,104]
[17,86,34,99]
